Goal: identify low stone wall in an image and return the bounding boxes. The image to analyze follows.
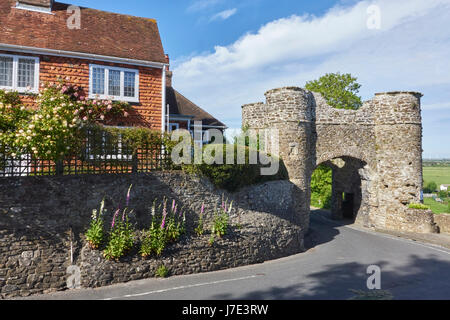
[385,208,438,234]
[0,172,305,299]
[434,214,450,234]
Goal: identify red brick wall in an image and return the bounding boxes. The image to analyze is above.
[0,50,163,130]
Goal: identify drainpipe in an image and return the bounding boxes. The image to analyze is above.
[161,66,167,133]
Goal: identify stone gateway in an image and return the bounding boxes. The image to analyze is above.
[242,87,437,234]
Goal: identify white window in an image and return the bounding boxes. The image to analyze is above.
[89,64,139,103]
[0,54,39,93]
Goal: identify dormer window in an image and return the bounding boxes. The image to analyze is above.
[15,0,54,13]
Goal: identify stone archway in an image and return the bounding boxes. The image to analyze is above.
[314,156,373,226]
[243,87,437,234]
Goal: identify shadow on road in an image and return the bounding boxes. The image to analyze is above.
[304,208,354,251]
[211,254,450,300]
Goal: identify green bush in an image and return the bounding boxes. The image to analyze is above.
[103,209,135,261]
[155,265,169,278]
[140,198,185,257]
[424,181,437,193]
[408,203,430,210]
[184,144,288,192]
[438,190,448,199]
[212,200,232,238]
[85,198,106,249]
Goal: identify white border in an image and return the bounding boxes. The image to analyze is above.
[0,53,39,93]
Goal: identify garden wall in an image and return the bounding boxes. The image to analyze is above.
[434,214,450,234]
[0,172,305,298]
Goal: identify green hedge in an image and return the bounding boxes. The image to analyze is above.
[184,144,288,192]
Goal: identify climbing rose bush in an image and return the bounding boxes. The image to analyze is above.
[0,81,131,160]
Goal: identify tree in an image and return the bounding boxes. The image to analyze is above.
[305,72,363,110]
[424,181,437,193]
[310,164,332,209]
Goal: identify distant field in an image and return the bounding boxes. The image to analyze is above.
[423,166,450,187]
[423,198,449,214]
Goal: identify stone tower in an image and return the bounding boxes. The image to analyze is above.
[242,87,437,234]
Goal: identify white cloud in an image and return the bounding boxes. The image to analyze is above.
[210,8,237,22]
[173,0,450,156]
[187,0,223,12]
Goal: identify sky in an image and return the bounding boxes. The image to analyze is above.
[69,0,450,158]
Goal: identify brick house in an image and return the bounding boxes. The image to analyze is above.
[0,0,225,136]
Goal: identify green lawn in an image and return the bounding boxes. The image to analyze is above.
[423,166,450,187]
[423,198,449,214]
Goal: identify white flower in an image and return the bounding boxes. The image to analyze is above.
[91,209,98,220]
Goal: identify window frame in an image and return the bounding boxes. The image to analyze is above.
[89,64,139,103]
[0,53,40,93]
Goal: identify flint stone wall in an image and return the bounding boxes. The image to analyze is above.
[242,87,438,234]
[0,172,304,299]
[434,214,450,234]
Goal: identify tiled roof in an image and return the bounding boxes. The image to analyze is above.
[166,87,227,128]
[0,1,166,63]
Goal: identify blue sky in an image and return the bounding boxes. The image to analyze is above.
[69,0,450,158]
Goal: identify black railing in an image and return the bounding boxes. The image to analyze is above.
[0,130,172,177]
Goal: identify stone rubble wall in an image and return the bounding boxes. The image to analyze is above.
[0,172,305,299]
[434,214,450,234]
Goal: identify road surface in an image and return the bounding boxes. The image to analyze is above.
[21,210,450,300]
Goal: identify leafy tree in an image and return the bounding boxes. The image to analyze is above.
[424,181,437,193]
[305,72,363,110]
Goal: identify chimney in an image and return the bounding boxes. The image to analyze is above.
[165,54,172,87]
[17,0,54,9]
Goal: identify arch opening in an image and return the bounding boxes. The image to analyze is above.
[310,156,370,224]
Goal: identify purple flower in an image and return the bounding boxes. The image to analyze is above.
[122,208,127,222]
[171,199,175,212]
[126,184,133,207]
[201,203,205,216]
[111,209,120,228]
[161,215,166,229]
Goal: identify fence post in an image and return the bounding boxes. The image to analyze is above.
[132,152,138,173]
[56,160,64,175]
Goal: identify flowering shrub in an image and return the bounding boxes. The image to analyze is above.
[140,198,185,257]
[0,80,131,160]
[103,185,135,261]
[0,92,32,151]
[85,198,106,249]
[194,203,205,237]
[212,199,232,238]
